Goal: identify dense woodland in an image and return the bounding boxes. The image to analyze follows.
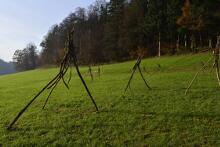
[13,0,220,71]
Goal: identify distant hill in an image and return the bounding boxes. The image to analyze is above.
[0,59,16,75]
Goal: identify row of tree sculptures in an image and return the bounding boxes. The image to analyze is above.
[7,32,152,130]
[7,29,220,130]
[125,35,220,95]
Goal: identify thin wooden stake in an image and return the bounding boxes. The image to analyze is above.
[88,66,93,81]
[98,66,101,78]
[215,36,220,87]
[215,61,220,87]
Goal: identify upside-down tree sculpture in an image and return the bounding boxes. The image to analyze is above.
[185,36,220,95]
[7,27,99,130]
[124,55,151,95]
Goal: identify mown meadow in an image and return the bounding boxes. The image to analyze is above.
[1,53,220,146]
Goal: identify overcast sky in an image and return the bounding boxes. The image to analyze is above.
[0,0,97,62]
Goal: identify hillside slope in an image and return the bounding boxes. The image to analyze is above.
[1,53,220,146]
[0,59,16,75]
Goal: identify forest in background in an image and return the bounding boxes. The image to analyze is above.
[12,0,220,71]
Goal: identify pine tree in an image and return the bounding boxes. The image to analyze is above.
[103,0,125,61]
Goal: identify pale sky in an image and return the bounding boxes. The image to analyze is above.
[0,0,96,62]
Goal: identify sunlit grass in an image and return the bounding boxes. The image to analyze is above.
[1,52,220,146]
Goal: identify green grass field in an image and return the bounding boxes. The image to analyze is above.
[1,53,220,146]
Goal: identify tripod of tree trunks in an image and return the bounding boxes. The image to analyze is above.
[7,27,99,130]
[185,36,220,95]
[124,56,151,95]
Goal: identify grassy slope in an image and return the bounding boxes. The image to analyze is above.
[1,53,220,146]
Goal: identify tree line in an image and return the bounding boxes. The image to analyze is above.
[13,0,220,71]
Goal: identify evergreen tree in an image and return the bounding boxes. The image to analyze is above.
[103,0,125,61]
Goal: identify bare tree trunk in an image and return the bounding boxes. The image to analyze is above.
[184,34,187,48]
[158,32,161,57]
[190,35,196,52]
[88,65,93,81]
[199,31,202,47]
[176,34,180,52]
[215,36,220,87]
[215,61,220,87]
[98,66,101,78]
[209,39,212,49]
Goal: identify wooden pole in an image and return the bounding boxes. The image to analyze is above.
[98,66,101,78]
[88,65,93,81]
[209,39,212,49]
[215,61,220,87]
[176,34,180,52]
[158,32,161,57]
[215,36,220,87]
[184,34,187,48]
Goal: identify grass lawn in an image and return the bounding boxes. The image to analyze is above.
[1,52,220,146]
